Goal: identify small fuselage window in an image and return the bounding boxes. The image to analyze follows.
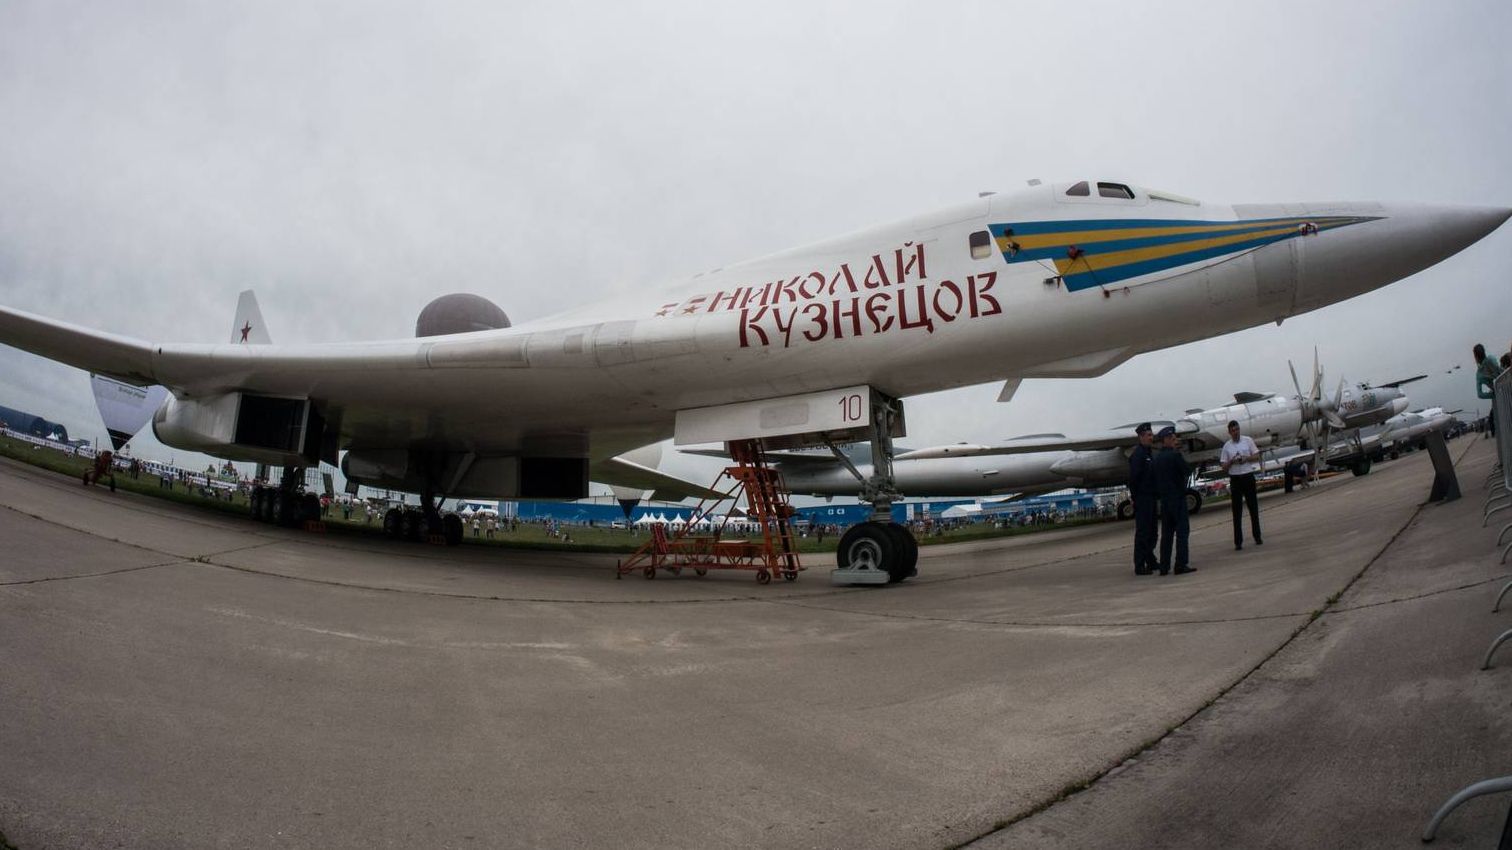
[969,230,992,260]
[1097,182,1135,200]
[1065,181,1090,197]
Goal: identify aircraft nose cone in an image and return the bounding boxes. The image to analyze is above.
[1415,203,1512,252]
[1291,202,1512,311]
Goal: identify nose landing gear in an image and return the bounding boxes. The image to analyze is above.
[831,391,919,585]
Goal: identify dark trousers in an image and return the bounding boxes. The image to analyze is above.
[1159,499,1189,569]
[1132,495,1159,573]
[1229,473,1261,545]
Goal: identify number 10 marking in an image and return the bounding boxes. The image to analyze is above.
[839,393,864,423]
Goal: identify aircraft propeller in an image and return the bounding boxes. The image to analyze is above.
[1288,347,1344,480]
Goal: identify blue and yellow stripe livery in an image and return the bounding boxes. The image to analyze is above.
[989,215,1382,292]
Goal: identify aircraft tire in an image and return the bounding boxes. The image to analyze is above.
[442,513,464,546]
[272,490,296,527]
[1185,488,1204,515]
[383,508,403,538]
[401,509,424,541]
[300,493,320,524]
[1116,499,1133,521]
[836,523,898,583]
[885,522,919,580]
[249,488,265,522]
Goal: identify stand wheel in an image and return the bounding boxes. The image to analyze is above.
[695,568,708,577]
[667,567,682,576]
[643,566,655,580]
[782,570,798,582]
[756,569,771,585]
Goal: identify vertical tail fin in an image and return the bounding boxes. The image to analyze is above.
[231,290,272,344]
[91,290,265,449]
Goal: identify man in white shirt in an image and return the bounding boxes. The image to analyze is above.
[1220,420,1263,550]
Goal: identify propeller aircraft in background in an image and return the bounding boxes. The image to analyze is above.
[764,359,1420,517]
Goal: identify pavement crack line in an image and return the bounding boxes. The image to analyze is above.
[0,501,192,562]
[198,559,782,604]
[0,559,188,586]
[0,501,284,568]
[761,597,1316,629]
[947,439,1480,849]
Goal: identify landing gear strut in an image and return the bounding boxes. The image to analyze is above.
[830,391,918,585]
[382,487,462,545]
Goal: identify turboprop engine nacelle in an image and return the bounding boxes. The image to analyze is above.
[1049,448,1126,486]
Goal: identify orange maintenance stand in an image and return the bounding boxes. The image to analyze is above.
[615,440,802,584]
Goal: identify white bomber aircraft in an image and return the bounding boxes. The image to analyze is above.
[0,178,1506,583]
[1320,405,1461,472]
[774,370,1418,515]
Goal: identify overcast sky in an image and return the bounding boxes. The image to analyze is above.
[1,1,1509,491]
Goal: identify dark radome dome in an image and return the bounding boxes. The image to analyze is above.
[414,293,512,337]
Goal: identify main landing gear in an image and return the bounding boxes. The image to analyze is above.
[248,465,321,528]
[829,391,919,585]
[1114,488,1204,522]
[383,488,463,546]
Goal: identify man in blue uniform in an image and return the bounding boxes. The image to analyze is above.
[1127,422,1159,575]
[1153,425,1196,576]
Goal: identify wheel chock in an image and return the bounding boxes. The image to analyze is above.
[830,566,890,586]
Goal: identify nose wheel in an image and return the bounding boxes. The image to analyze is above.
[828,391,919,586]
[834,519,917,585]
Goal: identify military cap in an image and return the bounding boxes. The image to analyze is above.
[1155,425,1177,439]
[1134,422,1152,435]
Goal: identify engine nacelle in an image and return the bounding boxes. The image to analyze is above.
[152,392,326,467]
[1049,448,1127,486]
[341,449,587,499]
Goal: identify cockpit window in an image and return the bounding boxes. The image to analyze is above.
[1065,181,1090,197]
[1097,182,1135,199]
[969,230,992,260]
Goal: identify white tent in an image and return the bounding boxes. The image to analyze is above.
[941,504,981,519]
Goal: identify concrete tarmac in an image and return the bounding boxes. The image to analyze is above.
[0,439,1505,849]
